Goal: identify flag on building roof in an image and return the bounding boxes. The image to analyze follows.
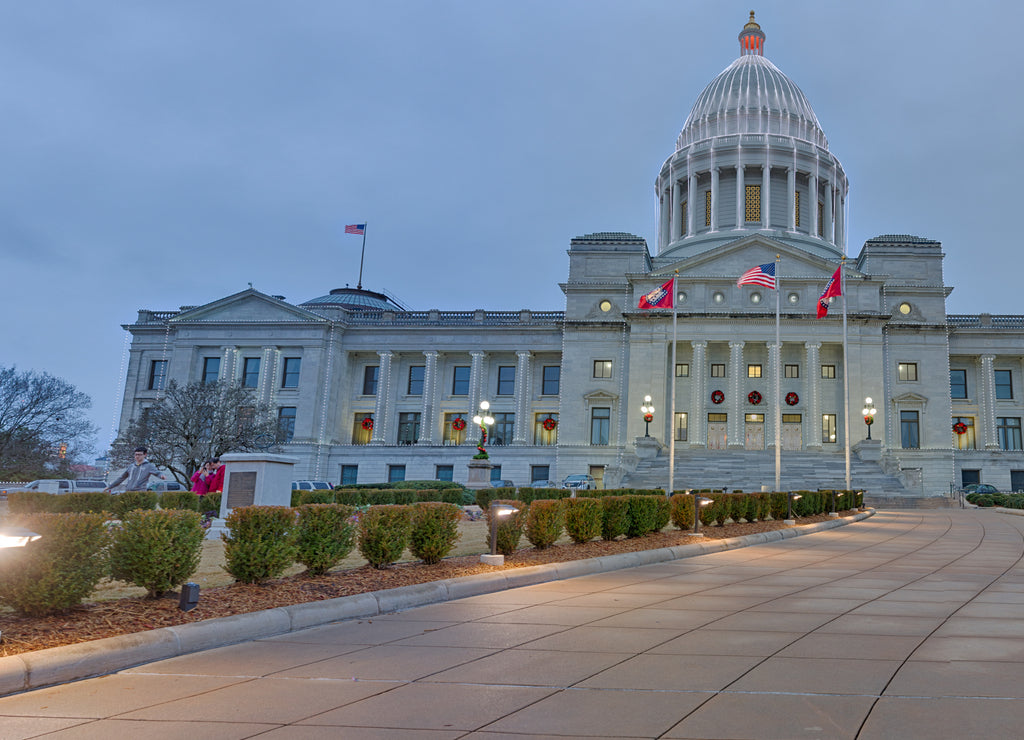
[345,224,366,235]
[638,278,674,310]
[816,265,843,318]
[737,262,776,289]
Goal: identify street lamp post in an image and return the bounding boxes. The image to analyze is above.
[862,397,877,440]
[472,401,495,460]
[641,395,655,438]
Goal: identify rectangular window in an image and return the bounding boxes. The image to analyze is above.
[822,414,837,444]
[435,465,454,482]
[362,366,379,395]
[794,190,801,228]
[452,366,470,395]
[997,417,1022,451]
[745,413,764,423]
[281,357,301,388]
[784,364,799,379]
[148,360,168,390]
[340,465,358,485]
[202,357,220,384]
[531,465,550,483]
[277,406,297,443]
[443,413,467,445]
[747,364,762,378]
[995,370,1014,399]
[711,364,726,378]
[745,184,761,222]
[590,407,611,445]
[900,410,920,449]
[681,201,687,231]
[593,360,612,379]
[704,190,711,227]
[242,358,260,388]
[497,366,516,396]
[388,465,406,483]
[821,364,836,379]
[397,412,421,445]
[491,412,514,446]
[541,366,560,395]
[898,362,918,382]
[675,363,689,377]
[675,412,688,441]
[353,413,373,445]
[782,413,801,423]
[818,201,824,236]
[950,369,967,399]
[534,413,558,445]
[407,365,425,395]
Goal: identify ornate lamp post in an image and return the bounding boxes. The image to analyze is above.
[640,395,655,437]
[862,397,877,440]
[472,401,495,459]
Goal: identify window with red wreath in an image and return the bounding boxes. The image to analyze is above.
[535,413,558,445]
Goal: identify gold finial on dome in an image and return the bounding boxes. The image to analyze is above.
[744,11,760,30]
[738,10,765,56]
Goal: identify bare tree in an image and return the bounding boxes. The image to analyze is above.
[0,366,96,480]
[109,380,281,484]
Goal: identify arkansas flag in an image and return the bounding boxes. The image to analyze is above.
[816,266,843,318]
[638,278,674,309]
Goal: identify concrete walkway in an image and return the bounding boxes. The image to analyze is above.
[2,509,1023,739]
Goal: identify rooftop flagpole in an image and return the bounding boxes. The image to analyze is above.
[357,222,368,289]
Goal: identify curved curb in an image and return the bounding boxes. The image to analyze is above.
[994,506,1024,517]
[0,509,874,697]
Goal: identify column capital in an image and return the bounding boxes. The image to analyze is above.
[423,350,438,359]
[377,350,394,360]
[729,340,746,350]
[691,340,708,350]
[804,341,822,351]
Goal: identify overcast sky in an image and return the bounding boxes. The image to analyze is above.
[2,1,1019,456]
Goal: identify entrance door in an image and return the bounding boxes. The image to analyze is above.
[589,465,605,490]
[782,423,802,450]
[745,423,764,450]
[707,423,727,450]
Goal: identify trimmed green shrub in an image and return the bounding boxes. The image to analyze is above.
[298,489,335,505]
[222,506,297,583]
[49,491,112,514]
[669,493,695,530]
[6,490,55,514]
[409,502,462,564]
[652,495,670,531]
[294,503,357,575]
[601,496,631,540]
[358,505,413,568]
[525,499,564,549]
[199,491,222,516]
[111,490,159,519]
[626,496,662,537]
[769,492,789,520]
[0,512,110,616]
[564,497,602,543]
[159,490,200,511]
[109,509,204,597]
[484,499,525,556]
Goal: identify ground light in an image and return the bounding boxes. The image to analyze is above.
[481,502,518,566]
[685,491,713,537]
[0,526,41,549]
[785,493,802,525]
[179,582,200,612]
[829,489,839,518]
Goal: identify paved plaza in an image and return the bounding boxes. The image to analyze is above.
[2,508,1023,739]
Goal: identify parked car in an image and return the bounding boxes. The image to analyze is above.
[291,480,333,491]
[562,474,596,490]
[963,483,999,494]
[18,479,108,494]
[488,479,516,488]
[148,481,185,492]
[524,480,558,488]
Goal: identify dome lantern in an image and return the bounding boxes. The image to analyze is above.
[739,10,764,56]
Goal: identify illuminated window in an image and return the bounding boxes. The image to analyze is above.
[704,190,711,227]
[443,413,467,445]
[594,360,613,379]
[821,364,836,379]
[711,364,726,377]
[675,363,689,377]
[822,414,837,444]
[747,364,762,378]
[745,184,761,222]
[534,413,558,445]
[785,364,799,379]
[795,191,801,227]
[898,363,918,382]
[675,412,688,441]
[953,416,975,450]
[353,413,372,444]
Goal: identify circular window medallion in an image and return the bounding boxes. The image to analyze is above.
[750,292,762,304]
[677,291,687,305]
[898,302,912,315]
[712,291,725,304]
[599,300,612,312]
[788,292,799,304]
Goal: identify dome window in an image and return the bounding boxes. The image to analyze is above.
[599,300,612,313]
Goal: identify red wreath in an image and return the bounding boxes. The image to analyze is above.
[748,391,762,405]
[785,392,799,406]
[542,417,557,431]
[711,390,725,404]
[452,418,466,431]
[953,422,968,435]
[361,417,374,430]
[864,415,875,426]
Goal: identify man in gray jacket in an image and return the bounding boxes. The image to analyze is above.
[105,446,166,492]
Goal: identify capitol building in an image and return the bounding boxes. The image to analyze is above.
[115,13,1024,499]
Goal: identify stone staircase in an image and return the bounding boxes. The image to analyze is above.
[621,448,958,508]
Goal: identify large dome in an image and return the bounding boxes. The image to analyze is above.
[676,13,827,150]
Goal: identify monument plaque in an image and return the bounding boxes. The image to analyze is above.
[226,471,257,509]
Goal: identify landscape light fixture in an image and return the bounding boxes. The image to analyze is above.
[785,493,802,524]
[688,490,713,536]
[862,397,877,440]
[0,526,41,549]
[481,502,518,566]
[472,400,496,459]
[640,395,655,437]
[178,582,200,612]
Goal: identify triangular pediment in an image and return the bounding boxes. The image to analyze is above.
[583,390,619,403]
[892,392,929,406]
[172,289,327,323]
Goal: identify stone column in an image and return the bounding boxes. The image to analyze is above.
[805,342,822,450]
[419,350,439,444]
[258,347,279,406]
[980,355,999,449]
[691,341,707,446]
[735,157,745,228]
[710,166,720,231]
[728,341,745,448]
[220,346,237,384]
[468,351,487,446]
[688,172,697,237]
[513,350,531,444]
[371,350,394,444]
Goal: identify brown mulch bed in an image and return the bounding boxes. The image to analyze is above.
[0,514,847,658]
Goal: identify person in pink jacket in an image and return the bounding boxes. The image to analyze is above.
[190,462,212,495]
[206,458,225,493]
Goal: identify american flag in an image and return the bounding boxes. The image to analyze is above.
[344,224,366,235]
[737,262,776,289]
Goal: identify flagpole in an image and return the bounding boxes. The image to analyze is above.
[774,254,781,492]
[357,223,368,290]
[668,271,678,497]
[840,257,851,490]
